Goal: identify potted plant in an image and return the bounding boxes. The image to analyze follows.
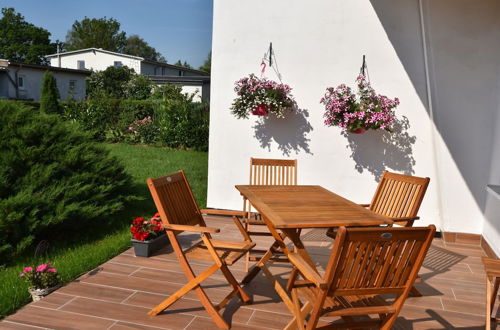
[130,213,169,257]
[231,73,295,119]
[19,263,61,302]
[321,75,399,134]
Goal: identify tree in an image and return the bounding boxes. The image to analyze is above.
[40,71,62,114]
[0,8,55,64]
[123,35,165,62]
[174,60,192,69]
[199,51,211,74]
[65,17,126,52]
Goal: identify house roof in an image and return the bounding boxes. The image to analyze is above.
[147,75,210,86]
[45,48,210,76]
[45,48,144,61]
[0,60,91,75]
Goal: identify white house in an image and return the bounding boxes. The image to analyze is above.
[207,0,500,255]
[46,48,210,101]
[0,59,89,101]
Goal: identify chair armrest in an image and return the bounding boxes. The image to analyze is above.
[162,224,220,233]
[387,216,419,222]
[359,203,371,207]
[199,208,246,217]
[288,253,327,289]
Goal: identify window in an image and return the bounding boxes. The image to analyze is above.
[18,75,25,90]
[69,80,77,91]
[77,60,85,69]
[161,67,166,75]
[114,61,123,67]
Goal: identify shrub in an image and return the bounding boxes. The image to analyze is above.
[0,101,133,263]
[39,71,62,115]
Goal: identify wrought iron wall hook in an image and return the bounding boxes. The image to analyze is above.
[360,55,366,76]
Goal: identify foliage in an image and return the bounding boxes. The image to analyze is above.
[199,51,211,74]
[130,214,164,241]
[39,71,62,114]
[123,34,165,62]
[0,101,133,263]
[231,73,294,119]
[19,264,59,289]
[0,8,56,64]
[86,65,136,99]
[65,16,126,52]
[124,74,153,100]
[174,60,192,69]
[151,83,191,103]
[321,75,399,133]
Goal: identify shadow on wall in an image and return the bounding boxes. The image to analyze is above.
[343,116,416,180]
[253,107,313,156]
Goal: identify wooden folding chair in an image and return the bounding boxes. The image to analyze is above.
[287,225,435,330]
[147,171,255,329]
[243,158,297,269]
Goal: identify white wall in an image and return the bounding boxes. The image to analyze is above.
[208,0,500,242]
[50,51,142,73]
[6,67,86,101]
[181,85,202,102]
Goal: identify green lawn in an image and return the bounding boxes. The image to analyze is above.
[0,144,208,318]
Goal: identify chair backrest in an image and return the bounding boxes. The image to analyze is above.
[249,158,297,185]
[324,225,435,297]
[369,171,430,218]
[147,170,205,228]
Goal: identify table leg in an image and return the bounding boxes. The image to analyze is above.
[241,240,280,284]
[487,276,491,329]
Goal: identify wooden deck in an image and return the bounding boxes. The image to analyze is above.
[2,215,497,329]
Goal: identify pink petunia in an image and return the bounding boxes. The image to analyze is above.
[47,268,57,273]
[23,266,33,272]
[36,264,48,272]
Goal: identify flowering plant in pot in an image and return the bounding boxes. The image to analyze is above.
[231,73,294,119]
[321,75,399,134]
[19,263,61,301]
[130,213,168,257]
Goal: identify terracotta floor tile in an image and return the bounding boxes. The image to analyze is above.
[5,305,115,329]
[31,292,74,309]
[247,309,292,329]
[109,321,167,330]
[60,297,193,329]
[57,281,134,303]
[185,316,260,330]
[0,320,49,329]
[441,297,486,316]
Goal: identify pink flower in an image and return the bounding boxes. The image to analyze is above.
[23,266,33,272]
[47,268,57,273]
[36,264,48,272]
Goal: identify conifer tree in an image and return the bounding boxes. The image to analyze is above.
[40,71,62,114]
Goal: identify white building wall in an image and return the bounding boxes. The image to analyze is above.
[50,52,142,73]
[208,0,500,241]
[7,68,86,101]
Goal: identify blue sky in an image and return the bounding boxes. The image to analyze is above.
[1,0,213,68]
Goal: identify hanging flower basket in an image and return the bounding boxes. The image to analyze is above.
[231,74,294,119]
[321,75,399,134]
[19,263,61,302]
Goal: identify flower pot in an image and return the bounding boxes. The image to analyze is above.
[131,234,169,257]
[28,284,61,302]
[251,104,270,116]
[350,128,366,134]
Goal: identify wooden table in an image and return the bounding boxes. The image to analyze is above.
[236,185,393,317]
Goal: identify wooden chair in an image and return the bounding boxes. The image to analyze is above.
[147,170,255,329]
[244,158,297,269]
[287,225,436,330]
[327,171,430,240]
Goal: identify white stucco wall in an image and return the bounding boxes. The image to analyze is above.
[50,51,142,73]
[208,0,500,246]
[5,67,87,101]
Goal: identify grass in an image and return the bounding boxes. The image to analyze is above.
[0,143,208,318]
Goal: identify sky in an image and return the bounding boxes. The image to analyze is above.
[0,0,213,68]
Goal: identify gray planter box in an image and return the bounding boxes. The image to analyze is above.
[131,234,169,257]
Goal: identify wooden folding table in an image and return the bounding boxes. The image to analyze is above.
[235,185,393,316]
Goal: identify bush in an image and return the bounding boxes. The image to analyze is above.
[0,101,133,263]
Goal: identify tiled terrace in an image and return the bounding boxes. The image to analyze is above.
[1,215,497,329]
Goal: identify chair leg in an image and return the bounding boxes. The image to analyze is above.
[287,267,300,291]
[245,222,251,273]
[242,241,280,284]
[219,264,252,304]
[380,312,399,330]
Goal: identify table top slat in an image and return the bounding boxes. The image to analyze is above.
[236,185,392,229]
